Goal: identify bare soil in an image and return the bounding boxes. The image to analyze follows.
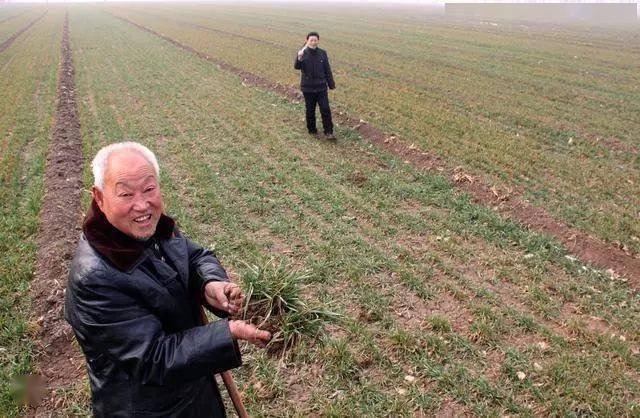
[28,12,85,416]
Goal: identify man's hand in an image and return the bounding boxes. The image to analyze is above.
[297,44,307,60]
[229,320,272,348]
[204,281,243,315]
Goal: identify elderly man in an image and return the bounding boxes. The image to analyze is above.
[65,142,270,417]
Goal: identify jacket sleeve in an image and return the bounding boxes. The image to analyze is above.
[294,52,303,70]
[324,52,335,89]
[70,273,242,386]
[186,237,231,318]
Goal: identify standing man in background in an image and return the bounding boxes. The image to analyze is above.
[294,31,336,140]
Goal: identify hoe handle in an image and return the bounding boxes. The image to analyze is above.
[221,370,250,418]
[198,305,250,418]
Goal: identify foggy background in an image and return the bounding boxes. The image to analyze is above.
[1,0,638,26]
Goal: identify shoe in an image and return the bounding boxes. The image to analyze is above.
[309,131,320,139]
[325,133,336,140]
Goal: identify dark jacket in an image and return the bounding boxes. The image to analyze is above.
[64,200,242,417]
[294,47,335,93]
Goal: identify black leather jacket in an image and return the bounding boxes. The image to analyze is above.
[65,207,241,417]
[294,47,335,93]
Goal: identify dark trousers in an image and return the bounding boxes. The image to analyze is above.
[303,90,333,134]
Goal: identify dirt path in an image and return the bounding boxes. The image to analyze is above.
[0,10,28,25]
[113,14,640,288]
[28,11,84,416]
[0,11,47,54]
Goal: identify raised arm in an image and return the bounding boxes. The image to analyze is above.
[294,44,307,69]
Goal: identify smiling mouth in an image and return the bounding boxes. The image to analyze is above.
[133,214,152,223]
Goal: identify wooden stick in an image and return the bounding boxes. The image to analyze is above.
[198,306,250,417]
[221,370,250,418]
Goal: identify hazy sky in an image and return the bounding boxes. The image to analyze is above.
[4,0,443,3]
[2,0,638,5]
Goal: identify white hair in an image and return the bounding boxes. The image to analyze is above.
[91,141,160,190]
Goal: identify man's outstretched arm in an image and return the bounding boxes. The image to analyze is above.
[68,274,242,386]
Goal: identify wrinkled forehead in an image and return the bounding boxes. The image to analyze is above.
[105,151,157,188]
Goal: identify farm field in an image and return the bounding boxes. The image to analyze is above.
[0,3,638,417]
[0,7,63,415]
[110,2,640,256]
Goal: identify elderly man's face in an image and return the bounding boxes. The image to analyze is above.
[92,151,164,240]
